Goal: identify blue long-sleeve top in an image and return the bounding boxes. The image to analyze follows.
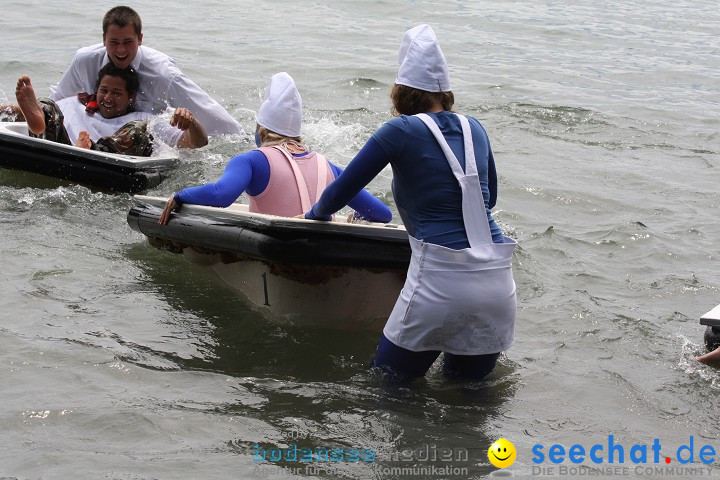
[307,112,503,249]
[175,149,392,223]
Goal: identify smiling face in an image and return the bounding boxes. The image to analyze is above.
[103,24,142,69]
[488,438,517,469]
[96,75,132,119]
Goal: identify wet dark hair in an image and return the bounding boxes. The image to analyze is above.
[95,63,140,99]
[103,6,142,37]
[390,84,455,116]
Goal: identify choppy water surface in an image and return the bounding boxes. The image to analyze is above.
[1,1,719,478]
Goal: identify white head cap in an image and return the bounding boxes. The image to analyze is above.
[395,24,451,92]
[256,72,302,137]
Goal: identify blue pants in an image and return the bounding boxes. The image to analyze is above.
[370,333,500,381]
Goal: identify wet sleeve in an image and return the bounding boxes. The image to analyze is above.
[49,54,83,101]
[306,137,391,220]
[166,70,244,136]
[150,118,184,147]
[328,163,392,223]
[176,150,268,207]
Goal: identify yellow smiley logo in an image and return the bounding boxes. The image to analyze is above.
[488,438,516,468]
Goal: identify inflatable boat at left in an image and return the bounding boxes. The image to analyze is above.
[0,122,179,193]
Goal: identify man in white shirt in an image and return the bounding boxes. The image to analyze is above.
[49,6,244,137]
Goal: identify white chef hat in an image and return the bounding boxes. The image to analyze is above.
[395,24,451,92]
[256,72,302,137]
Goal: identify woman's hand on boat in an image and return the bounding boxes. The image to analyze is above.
[300,207,333,221]
[158,195,178,225]
[295,212,334,221]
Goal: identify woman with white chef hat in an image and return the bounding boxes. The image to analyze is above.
[304,25,517,381]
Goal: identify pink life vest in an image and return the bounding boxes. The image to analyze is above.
[249,146,335,217]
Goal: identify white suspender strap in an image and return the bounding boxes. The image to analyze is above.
[415,113,492,247]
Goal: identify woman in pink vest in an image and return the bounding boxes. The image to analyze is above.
[158,72,391,224]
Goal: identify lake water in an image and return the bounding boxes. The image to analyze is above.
[1,1,719,478]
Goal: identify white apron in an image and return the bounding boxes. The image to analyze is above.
[383,113,517,355]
